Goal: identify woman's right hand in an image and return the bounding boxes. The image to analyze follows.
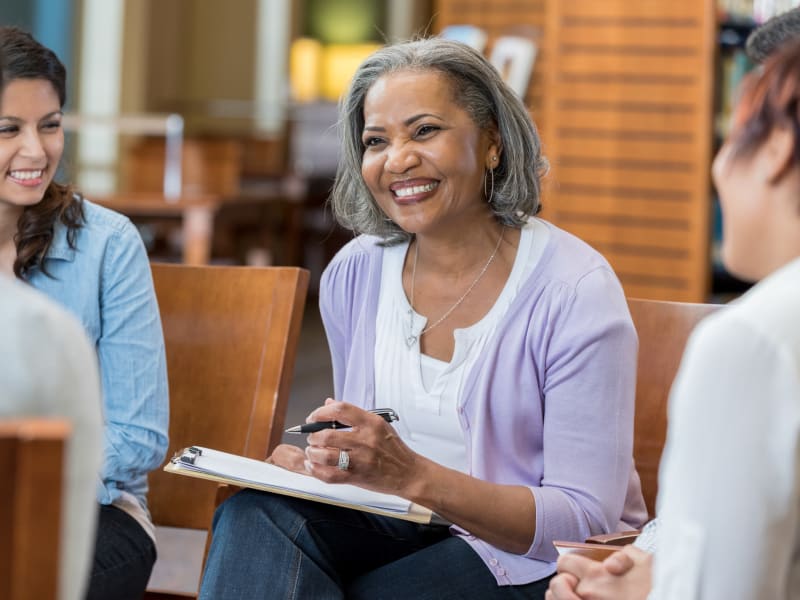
[267,444,308,474]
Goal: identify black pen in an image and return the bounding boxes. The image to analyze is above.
[285,408,399,434]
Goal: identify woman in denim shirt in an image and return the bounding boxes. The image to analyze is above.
[0,27,169,599]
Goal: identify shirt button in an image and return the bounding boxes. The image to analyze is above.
[489,558,498,566]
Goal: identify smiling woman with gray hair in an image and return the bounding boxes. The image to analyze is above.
[200,37,646,600]
[331,38,543,242]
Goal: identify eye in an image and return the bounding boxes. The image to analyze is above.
[0,124,19,136]
[41,120,62,131]
[414,124,440,138]
[362,136,385,148]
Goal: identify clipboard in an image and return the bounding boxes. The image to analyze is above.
[165,446,438,524]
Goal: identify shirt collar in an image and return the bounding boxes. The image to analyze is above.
[45,218,77,262]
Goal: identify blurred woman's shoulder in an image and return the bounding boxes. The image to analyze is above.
[77,197,136,235]
[717,257,800,352]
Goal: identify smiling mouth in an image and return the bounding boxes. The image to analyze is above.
[8,169,44,182]
[393,182,438,198]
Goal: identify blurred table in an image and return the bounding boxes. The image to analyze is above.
[93,193,223,265]
[92,176,307,266]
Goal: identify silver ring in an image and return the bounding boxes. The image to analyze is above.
[337,449,350,471]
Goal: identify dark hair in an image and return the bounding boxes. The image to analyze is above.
[728,38,800,165]
[746,8,800,64]
[0,26,83,279]
[329,37,548,244]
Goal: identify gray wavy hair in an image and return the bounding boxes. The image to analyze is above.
[329,37,548,244]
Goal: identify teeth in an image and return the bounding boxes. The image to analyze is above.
[395,182,436,198]
[9,170,43,181]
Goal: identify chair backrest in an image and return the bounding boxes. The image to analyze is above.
[628,298,721,517]
[148,264,309,530]
[0,418,70,600]
[122,136,244,196]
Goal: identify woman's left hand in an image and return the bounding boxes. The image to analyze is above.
[302,399,423,496]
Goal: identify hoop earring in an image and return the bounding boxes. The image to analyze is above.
[484,168,495,205]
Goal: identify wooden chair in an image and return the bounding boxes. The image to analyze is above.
[145,264,309,598]
[0,418,70,600]
[584,298,721,549]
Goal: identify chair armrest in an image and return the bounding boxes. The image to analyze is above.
[552,541,620,561]
[585,530,641,546]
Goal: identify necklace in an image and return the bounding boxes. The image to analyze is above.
[406,227,505,348]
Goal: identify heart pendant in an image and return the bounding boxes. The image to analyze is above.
[406,335,417,348]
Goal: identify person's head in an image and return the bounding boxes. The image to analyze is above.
[712,38,800,281]
[0,26,81,278]
[746,8,800,64]
[330,37,547,243]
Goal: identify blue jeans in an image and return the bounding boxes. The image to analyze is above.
[199,489,552,600]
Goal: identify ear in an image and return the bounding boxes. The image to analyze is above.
[484,126,503,170]
[762,125,796,184]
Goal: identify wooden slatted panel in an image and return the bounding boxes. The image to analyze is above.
[434,0,547,124]
[543,0,715,301]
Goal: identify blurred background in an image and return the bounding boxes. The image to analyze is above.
[2,0,793,303]
[1,0,432,292]
[4,3,796,591]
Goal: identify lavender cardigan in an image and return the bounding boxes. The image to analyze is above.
[319,220,647,585]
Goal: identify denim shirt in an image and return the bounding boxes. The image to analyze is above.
[28,199,169,509]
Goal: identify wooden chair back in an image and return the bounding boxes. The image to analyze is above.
[628,298,721,517]
[148,264,308,530]
[122,137,244,196]
[0,418,70,600]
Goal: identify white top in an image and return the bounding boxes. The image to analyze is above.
[374,220,549,472]
[633,519,659,554]
[115,490,155,542]
[0,275,103,600]
[651,257,800,600]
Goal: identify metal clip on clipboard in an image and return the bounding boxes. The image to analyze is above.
[172,446,203,466]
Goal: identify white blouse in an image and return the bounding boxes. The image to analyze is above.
[374,220,549,472]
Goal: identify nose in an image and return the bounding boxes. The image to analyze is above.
[384,141,420,174]
[19,127,46,160]
[711,141,730,189]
